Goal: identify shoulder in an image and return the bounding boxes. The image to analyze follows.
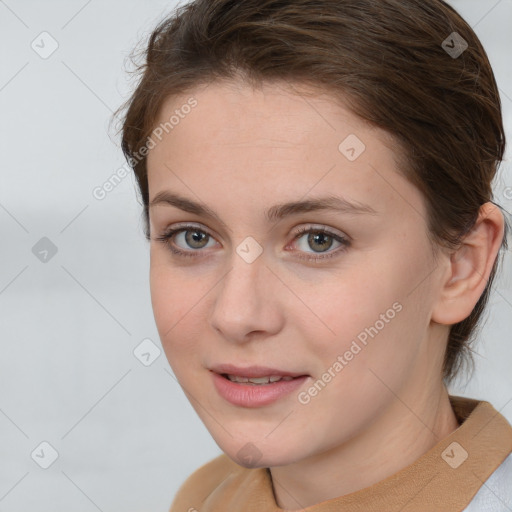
[463,451,512,511]
[168,453,246,512]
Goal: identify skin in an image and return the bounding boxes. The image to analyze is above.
[146,79,504,510]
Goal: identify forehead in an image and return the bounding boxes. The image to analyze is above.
[150,79,382,153]
[146,79,424,223]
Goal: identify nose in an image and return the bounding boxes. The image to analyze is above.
[209,249,284,344]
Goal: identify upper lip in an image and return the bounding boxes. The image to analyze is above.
[210,363,307,378]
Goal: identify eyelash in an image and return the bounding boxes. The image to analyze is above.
[154,224,350,263]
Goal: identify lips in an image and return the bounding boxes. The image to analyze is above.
[210,368,310,407]
[210,363,307,379]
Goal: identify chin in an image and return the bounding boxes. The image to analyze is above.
[218,439,302,469]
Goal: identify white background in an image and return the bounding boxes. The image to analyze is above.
[0,1,511,510]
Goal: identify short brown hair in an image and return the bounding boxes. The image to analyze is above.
[117,0,510,383]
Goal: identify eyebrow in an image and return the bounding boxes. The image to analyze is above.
[149,190,378,228]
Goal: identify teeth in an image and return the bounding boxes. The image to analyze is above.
[226,374,296,384]
[227,375,249,383]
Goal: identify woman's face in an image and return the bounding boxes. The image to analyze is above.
[146,79,449,468]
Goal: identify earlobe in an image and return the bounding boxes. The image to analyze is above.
[431,202,505,326]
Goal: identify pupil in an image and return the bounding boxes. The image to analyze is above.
[309,232,332,253]
[187,230,207,248]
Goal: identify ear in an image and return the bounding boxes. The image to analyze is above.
[431,202,505,325]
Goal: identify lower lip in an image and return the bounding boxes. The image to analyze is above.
[211,372,309,407]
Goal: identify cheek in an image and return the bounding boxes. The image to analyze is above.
[149,259,202,356]
[300,248,428,374]
[297,265,395,342]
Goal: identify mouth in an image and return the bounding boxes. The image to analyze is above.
[209,364,310,407]
[210,363,308,381]
[220,374,299,385]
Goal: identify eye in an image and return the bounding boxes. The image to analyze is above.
[289,225,350,262]
[154,223,350,262]
[154,224,216,258]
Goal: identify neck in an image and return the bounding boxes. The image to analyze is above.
[269,384,460,510]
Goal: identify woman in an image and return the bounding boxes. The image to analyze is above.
[117,0,512,509]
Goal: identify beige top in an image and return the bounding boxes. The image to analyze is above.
[169,395,512,511]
